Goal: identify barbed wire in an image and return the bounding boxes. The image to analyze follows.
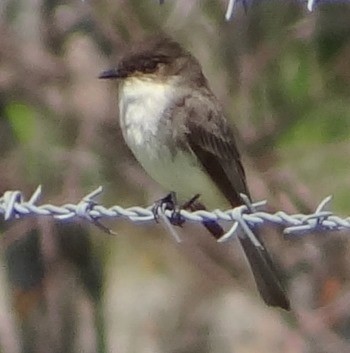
[225,0,350,19]
[158,0,349,20]
[1,186,350,243]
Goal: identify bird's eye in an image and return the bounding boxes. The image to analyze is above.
[143,60,158,73]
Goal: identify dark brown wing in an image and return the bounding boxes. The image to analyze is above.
[171,93,290,310]
[173,93,248,207]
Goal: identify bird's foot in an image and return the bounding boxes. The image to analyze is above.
[153,192,201,227]
[152,192,184,226]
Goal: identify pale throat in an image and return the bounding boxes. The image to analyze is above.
[118,76,178,147]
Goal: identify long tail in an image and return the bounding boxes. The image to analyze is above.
[187,200,290,310]
[238,233,290,310]
[202,218,290,310]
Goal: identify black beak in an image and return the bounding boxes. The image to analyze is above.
[98,68,125,79]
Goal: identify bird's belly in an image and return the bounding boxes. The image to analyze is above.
[126,133,228,209]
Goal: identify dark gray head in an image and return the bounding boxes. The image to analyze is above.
[99,36,207,87]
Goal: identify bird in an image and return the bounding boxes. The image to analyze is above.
[99,36,290,310]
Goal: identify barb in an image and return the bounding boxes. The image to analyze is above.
[1,187,350,242]
[158,0,334,20]
[225,0,251,20]
[225,0,237,20]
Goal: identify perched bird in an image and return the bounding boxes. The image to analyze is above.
[99,36,290,310]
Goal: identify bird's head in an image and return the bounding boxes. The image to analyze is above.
[99,36,206,87]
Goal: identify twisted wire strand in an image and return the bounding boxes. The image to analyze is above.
[1,186,349,242]
[158,0,336,20]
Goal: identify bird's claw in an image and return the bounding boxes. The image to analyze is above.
[152,192,185,226]
[181,193,201,211]
[169,208,185,227]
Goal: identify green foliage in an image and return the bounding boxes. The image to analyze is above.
[280,98,350,146]
[5,102,36,144]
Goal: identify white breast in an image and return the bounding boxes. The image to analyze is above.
[119,77,173,150]
[118,76,177,182]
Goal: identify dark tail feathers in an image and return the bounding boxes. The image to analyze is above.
[202,219,290,310]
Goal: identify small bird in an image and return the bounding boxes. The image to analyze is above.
[99,36,290,310]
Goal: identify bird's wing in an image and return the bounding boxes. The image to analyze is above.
[171,92,249,207]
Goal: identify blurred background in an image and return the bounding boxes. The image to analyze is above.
[0,0,350,352]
